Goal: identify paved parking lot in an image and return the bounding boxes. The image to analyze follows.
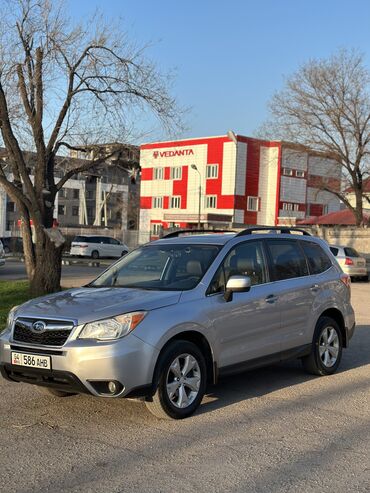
[0,284,369,493]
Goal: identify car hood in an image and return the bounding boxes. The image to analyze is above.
[16,287,181,325]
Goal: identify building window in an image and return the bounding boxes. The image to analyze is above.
[152,197,163,209]
[206,164,218,179]
[86,190,94,199]
[170,167,182,180]
[283,168,293,176]
[152,223,162,235]
[154,167,164,180]
[6,201,15,212]
[59,188,65,198]
[205,195,217,209]
[170,196,181,209]
[58,204,65,215]
[73,189,80,199]
[296,170,305,178]
[87,206,94,217]
[282,203,299,211]
[72,206,79,216]
[247,196,259,211]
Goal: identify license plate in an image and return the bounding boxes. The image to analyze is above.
[11,352,51,370]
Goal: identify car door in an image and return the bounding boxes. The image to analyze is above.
[109,237,122,257]
[264,238,314,352]
[206,240,283,369]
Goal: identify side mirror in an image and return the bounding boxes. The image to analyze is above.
[224,275,251,302]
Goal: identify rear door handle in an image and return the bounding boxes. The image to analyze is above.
[265,294,278,303]
[310,284,320,293]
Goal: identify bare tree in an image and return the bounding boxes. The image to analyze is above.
[260,49,370,226]
[0,0,182,295]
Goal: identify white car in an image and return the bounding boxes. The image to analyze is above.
[329,245,368,281]
[70,235,129,259]
[0,240,5,267]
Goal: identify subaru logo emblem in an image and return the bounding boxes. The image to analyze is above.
[32,320,46,333]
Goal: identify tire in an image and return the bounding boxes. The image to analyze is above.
[42,387,77,397]
[91,250,99,259]
[302,316,343,376]
[121,250,128,257]
[145,340,207,420]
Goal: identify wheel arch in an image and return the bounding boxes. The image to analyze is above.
[318,308,347,347]
[152,330,216,388]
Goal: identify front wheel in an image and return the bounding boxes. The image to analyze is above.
[302,316,343,376]
[91,250,99,259]
[145,341,207,419]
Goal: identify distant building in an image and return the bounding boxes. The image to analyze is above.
[139,133,341,236]
[0,143,140,236]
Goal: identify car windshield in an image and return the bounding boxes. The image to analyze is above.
[90,243,221,291]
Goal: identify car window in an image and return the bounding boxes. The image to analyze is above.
[330,247,339,257]
[74,236,87,243]
[301,241,332,275]
[91,244,221,291]
[344,247,360,257]
[267,239,308,280]
[208,240,267,294]
[109,238,120,245]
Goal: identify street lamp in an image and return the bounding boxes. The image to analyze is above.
[191,164,201,228]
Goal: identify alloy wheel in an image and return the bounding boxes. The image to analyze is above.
[318,326,339,368]
[166,353,201,409]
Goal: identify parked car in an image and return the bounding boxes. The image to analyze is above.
[0,240,5,267]
[329,245,368,281]
[0,236,23,255]
[69,235,129,259]
[0,227,355,419]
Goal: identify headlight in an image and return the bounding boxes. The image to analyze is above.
[78,311,146,341]
[2,305,19,334]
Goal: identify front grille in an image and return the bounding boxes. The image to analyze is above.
[13,318,74,347]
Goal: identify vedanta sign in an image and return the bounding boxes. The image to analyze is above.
[153,149,194,158]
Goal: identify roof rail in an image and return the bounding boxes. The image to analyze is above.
[236,226,311,237]
[162,229,236,239]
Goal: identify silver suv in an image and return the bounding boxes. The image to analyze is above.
[0,228,356,419]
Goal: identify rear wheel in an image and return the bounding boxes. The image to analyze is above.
[302,316,343,376]
[42,388,77,397]
[145,340,206,419]
[91,250,99,259]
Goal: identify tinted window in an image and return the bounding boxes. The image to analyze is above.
[92,244,221,291]
[330,247,339,257]
[344,247,360,257]
[301,241,332,275]
[109,238,120,245]
[267,240,308,280]
[208,240,267,294]
[74,236,87,243]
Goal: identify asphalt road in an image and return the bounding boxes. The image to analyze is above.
[0,285,369,493]
[0,259,107,286]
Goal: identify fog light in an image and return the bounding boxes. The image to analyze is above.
[108,381,117,394]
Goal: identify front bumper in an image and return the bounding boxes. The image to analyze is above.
[0,333,159,398]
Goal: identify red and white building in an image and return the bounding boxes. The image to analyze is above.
[139,133,341,235]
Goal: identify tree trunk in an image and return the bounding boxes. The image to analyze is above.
[29,228,63,297]
[354,189,364,226]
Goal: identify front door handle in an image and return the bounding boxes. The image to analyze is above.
[265,294,278,303]
[310,284,320,293]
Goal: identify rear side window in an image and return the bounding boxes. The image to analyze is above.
[330,247,339,257]
[266,240,308,280]
[301,241,332,275]
[344,247,359,257]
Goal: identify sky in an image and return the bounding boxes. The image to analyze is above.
[68,0,370,143]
